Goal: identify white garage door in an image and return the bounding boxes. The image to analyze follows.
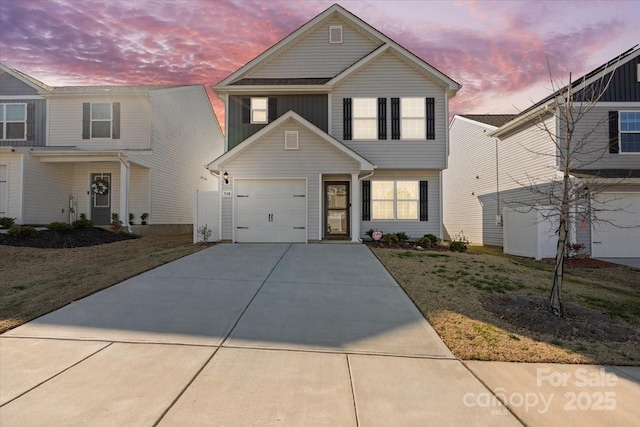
[592,193,640,258]
[235,179,307,243]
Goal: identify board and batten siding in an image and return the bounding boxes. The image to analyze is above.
[559,105,640,170]
[227,94,328,149]
[574,54,640,103]
[331,51,448,169]
[0,99,47,147]
[246,17,381,79]
[219,118,361,241]
[128,86,222,225]
[0,72,39,96]
[362,169,441,239]
[0,151,23,221]
[444,117,501,245]
[47,94,151,150]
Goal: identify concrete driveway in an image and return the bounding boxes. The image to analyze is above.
[2,244,636,425]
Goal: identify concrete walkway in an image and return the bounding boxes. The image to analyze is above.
[1,244,638,426]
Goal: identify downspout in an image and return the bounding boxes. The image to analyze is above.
[118,153,132,233]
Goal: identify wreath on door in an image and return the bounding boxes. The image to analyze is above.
[92,178,110,195]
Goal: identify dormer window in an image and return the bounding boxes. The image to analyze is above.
[251,98,268,124]
[329,25,343,44]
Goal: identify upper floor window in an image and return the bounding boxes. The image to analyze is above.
[371,180,419,220]
[329,25,343,44]
[0,103,27,140]
[353,98,377,140]
[400,98,425,140]
[620,111,640,153]
[251,98,268,124]
[91,103,112,138]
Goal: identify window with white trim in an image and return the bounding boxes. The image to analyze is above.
[284,131,299,150]
[329,25,343,44]
[401,98,425,140]
[91,103,112,138]
[0,103,27,140]
[353,98,377,140]
[620,111,640,153]
[251,97,268,124]
[372,181,419,220]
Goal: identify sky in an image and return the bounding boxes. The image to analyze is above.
[1,0,638,129]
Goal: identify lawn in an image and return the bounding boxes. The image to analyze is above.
[372,246,640,365]
[0,234,207,333]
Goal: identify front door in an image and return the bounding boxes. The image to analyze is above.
[90,173,111,224]
[325,181,350,239]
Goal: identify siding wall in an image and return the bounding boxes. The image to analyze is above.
[331,51,447,168]
[0,151,23,221]
[71,163,121,221]
[361,169,441,239]
[247,17,381,79]
[228,94,328,149]
[48,94,151,150]
[220,118,360,241]
[0,72,39,96]
[0,99,47,147]
[129,164,150,224]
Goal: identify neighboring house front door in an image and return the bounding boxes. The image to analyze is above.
[90,173,111,224]
[325,181,350,239]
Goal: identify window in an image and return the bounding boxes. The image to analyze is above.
[620,111,640,153]
[371,181,419,220]
[329,25,343,44]
[0,103,27,140]
[353,98,377,140]
[91,103,112,138]
[284,131,299,150]
[401,98,425,140]
[251,98,268,124]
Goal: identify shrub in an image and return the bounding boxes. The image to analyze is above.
[396,231,409,242]
[382,233,399,244]
[111,213,125,233]
[449,231,469,252]
[72,217,93,229]
[0,217,15,228]
[417,234,439,249]
[8,225,37,238]
[47,222,72,233]
[365,229,374,238]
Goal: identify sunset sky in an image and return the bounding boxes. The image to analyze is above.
[1,0,638,128]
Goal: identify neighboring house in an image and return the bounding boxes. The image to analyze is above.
[207,4,461,243]
[444,46,640,258]
[0,63,223,231]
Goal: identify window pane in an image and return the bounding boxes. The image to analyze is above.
[0,105,4,117]
[372,181,394,199]
[401,98,424,117]
[353,98,376,118]
[6,104,26,121]
[397,181,418,199]
[353,118,377,139]
[252,110,267,123]
[92,121,111,138]
[621,133,640,153]
[401,118,425,139]
[91,103,111,120]
[6,123,25,139]
[252,98,267,109]
[372,201,394,219]
[621,111,640,131]
[397,201,418,219]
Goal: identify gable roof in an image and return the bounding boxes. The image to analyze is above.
[492,45,640,137]
[0,63,52,92]
[214,4,460,94]
[207,110,375,172]
[458,114,517,128]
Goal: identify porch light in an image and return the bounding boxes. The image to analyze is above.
[223,171,229,185]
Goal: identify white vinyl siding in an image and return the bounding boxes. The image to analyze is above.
[332,51,447,168]
[0,152,23,222]
[247,17,381,79]
[21,153,73,224]
[71,163,120,221]
[352,98,377,140]
[48,95,150,150]
[219,118,361,241]
[400,98,425,140]
[128,164,150,224]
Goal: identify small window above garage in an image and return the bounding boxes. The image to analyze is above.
[329,25,343,44]
[285,131,299,150]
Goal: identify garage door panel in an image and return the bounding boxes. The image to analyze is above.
[592,193,640,258]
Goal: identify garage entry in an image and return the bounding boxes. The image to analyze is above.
[592,193,640,258]
[235,179,307,243]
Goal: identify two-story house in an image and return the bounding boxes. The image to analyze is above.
[207,4,461,243]
[444,46,640,259]
[0,63,223,231]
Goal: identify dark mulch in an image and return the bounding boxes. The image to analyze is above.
[565,258,617,268]
[0,227,139,248]
[482,294,638,342]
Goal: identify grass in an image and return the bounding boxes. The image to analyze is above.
[372,247,640,365]
[0,235,207,333]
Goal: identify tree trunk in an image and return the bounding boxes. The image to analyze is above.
[549,216,567,317]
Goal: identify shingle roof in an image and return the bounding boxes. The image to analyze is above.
[230,78,331,86]
[459,114,517,128]
[50,85,185,93]
[571,169,640,179]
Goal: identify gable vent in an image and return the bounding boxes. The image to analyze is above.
[285,131,299,150]
[329,25,343,44]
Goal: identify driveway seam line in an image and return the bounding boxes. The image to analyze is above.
[219,244,293,347]
[346,354,361,427]
[0,341,114,408]
[152,346,220,427]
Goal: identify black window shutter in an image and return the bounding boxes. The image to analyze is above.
[419,181,428,221]
[362,180,371,221]
[112,102,121,139]
[609,111,619,153]
[378,97,387,140]
[26,103,35,141]
[241,98,250,124]
[391,97,400,139]
[268,97,277,122]
[82,102,90,139]
[426,97,435,140]
[343,98,352,140]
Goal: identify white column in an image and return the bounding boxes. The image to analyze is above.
[119,159,130,232]
[351,173,360,242]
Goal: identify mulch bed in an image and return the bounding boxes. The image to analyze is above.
[0,227,139,248]
[564,258,618,268]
